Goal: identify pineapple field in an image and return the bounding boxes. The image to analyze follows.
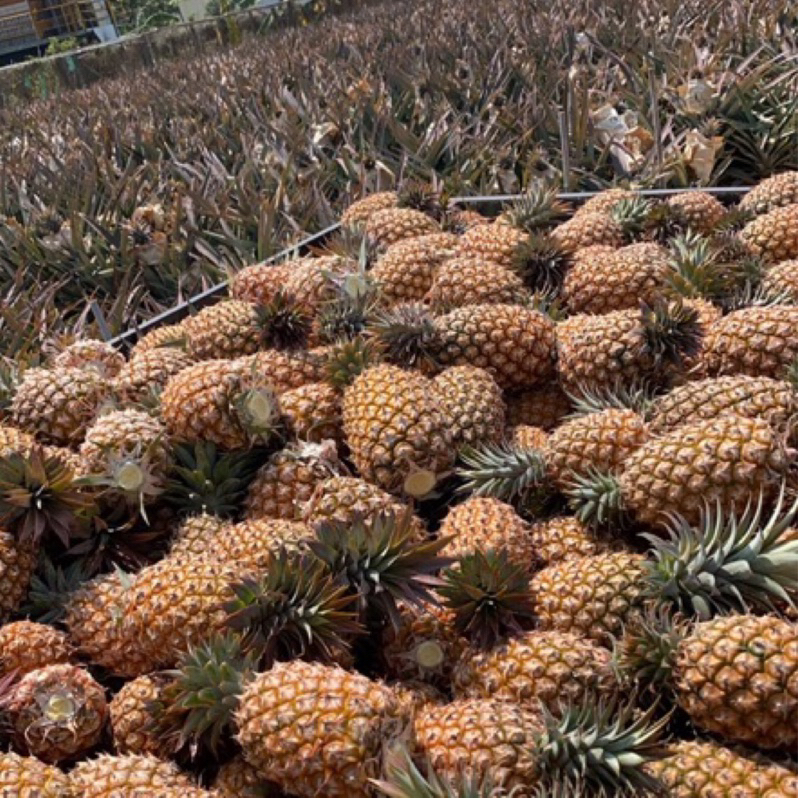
[0,0,798,796]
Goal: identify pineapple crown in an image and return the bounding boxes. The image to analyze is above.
[534,696,669,796]
[609,196,656,240]
[155,631,257,760]
[367,303,442,370]
[440,549,535,649]
[510,233,571,293]
[502,183,570,233]
[527,287,567,321]
[164,441,263,520]
[254,289,312,350]
[373,747,497,798]
[0,448,95,548]
[565,468,625,528]
[396,180,446,220]
[309,509,451,630]
[225,548,361,668]
[20,557,91,624]
[639,299,703,369]
[565,380,657,419]
[644,486,798,619]
[325,336,382,389]
[456,442,546,505]
[316,287,381,344]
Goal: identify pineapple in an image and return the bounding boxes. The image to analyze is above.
[702,305,798,379]
[646,738,798,797]
[161,359,280,450]
[739,171,798,215]
[664,191,727,233]
[0,531,37,622]
[371,233,458,305]
[341,191,399,227]
[551,211,625,252]
[511,425,548,448]
[452,629,617,710]
[167,513,231,559]
[342,364,454,496]
[436,304,557,390]
[648,374,798,436]
[244,441,343,520]
[234,661,409,798]
[570,414,792,527]
[213,756,280,797]
[506,386,571,430]
[762,258,798,301]
[438,498,539,573]
[231,262,293,305]
[424,257,529,310]
[456,222,527,269]
[556,300,702,394]
[0,620,72,676]
[281,256,356,316]
[53,339,125,378]
[6,664,108,762]
[130,322,187,356]
[109,674,168,755]
[365,207,441,247]
[279,382,342,443]
[575,188,638,216]
[11,367,109,445]
[741,203,798,261]
[69,754,211,797]
[562,242,670,314]
[114,346,194,404]
[0,752,69,797]
[432,366,506,450]
[245,348,328,393]
[528,515,614,566]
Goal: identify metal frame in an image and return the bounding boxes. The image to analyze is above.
[107,185,751,350]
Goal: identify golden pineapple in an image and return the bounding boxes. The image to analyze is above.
[702,305,798,379]
[0,621,72,676]
[212,756,276,797]
[551,211,625,252]
[432,365,506,450]
[674,614,797,750]
[543,408,648,489]
[245,348,328,393]
[69,754,211,797]
[0,752,69,797]
[130,322,187,356]
[575,188,638,216]
[167,514,231,560]
[301,475,420,530]
[231,262,293,305]
[436,304,557,390]
[0,532,36,623]
[506,385,572,430]
[11,367,109,445]
[53,339,125,378]
[365,207,441,247]
[617,414,791,526]
[740,203,798,261]
[452,630,616,709]
[646,738,798,797]
[739,171,798,215]
[438,498,539,572]
[512,424,548,448]
[341,191,399,227]
[109,673,168,755]
[161,359,280,449]
[424,257,529,310]
[528,515,613,566]
[233,661,408,798]
[7,664,108,763]
[414,699,541,794]
[0,422,35,453]
[648,375,798,436]
[64,570,151,678]
[456,222,527,269]
[665,191,727,233]
[182,300,264,360]
[114,346,194,403]
[281,255,355,315]
[342,364,454,496]
[371,233,458,304]
[562,242,670,313]
[279,382,342,443]
[245,441,343,520]
[762,258,798,301]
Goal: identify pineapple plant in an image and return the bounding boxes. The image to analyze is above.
[6,663,108,763]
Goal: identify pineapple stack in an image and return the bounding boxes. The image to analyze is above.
[0,177,796,797]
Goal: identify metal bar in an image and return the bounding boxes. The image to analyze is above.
[110,187,751,350]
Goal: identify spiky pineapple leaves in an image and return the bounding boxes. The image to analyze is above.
[0,448,94,548]
[225,548,360,668]
[440,549,535,649]
[255,289,312,350]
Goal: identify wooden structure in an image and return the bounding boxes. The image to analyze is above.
[0,0,117,58]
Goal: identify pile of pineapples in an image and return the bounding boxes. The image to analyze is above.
[0,174,797,797]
